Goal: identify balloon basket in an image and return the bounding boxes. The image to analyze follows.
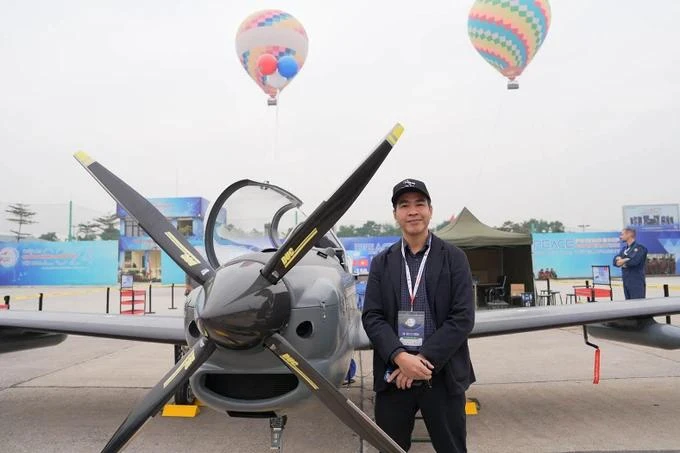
[267,98,278,107]
[507,81,519,90]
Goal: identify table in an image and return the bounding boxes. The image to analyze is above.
[574,287,612,301]
[538,290,562,306]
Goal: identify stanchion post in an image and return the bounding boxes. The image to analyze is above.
[169,283,177,310]
[664,284,671,325]
[147,284,155,314]
[106,287,110,314]
[38,292,43,311]
[132,290,136,315]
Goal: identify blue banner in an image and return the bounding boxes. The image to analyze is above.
[117,197,204,219]
[340,236,399,275]
[532,232,623,279]
[0,241,118,285]
[160,238,206,284]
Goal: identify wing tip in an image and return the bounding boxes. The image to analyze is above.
[74,151,95,166]
[387,123,404,145]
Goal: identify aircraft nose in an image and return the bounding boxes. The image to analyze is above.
[197,259,291,350]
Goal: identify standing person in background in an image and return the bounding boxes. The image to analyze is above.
[185,273,200,297]
[613,228,648,299]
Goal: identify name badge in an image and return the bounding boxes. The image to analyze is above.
[398,311,425,348]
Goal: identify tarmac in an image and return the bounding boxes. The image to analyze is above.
[1,283,679,452]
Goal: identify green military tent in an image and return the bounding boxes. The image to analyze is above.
[436,207,534,306]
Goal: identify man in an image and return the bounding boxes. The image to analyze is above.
[185,273,200,297]
[613,228,648,299]
[362,178,475,452]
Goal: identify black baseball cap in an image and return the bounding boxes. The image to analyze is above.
[391,178,431,206]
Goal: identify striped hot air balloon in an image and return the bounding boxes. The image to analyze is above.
[235,10,308,105]
[467,0,551,89]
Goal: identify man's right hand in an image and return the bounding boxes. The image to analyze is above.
[393,352,433,380]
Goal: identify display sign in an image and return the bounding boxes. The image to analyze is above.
[623,204,680,230]
[592,265,611,285]
[121,274,134,288]
[340,236,399,275]
[0,241,118,285]
[532,233,622,279]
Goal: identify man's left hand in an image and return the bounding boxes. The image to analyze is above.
[388,369,414,389]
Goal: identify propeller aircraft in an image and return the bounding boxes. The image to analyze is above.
[2,124,680,453]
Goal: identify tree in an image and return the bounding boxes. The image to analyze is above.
[336,221,400,237]
[76,222,99,241]
[39,232,59,241]
[93,213,120,240]
[497,218,565,234]
[336,225,357,237]
[5,203,37,242]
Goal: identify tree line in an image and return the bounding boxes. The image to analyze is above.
[4,203,120,242]
[4,202,565,241]
[334,218,564,237]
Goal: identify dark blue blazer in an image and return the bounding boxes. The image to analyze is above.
[361,234,476,395]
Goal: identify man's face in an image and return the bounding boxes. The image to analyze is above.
[393,192,432,236]
[620,229,632,242]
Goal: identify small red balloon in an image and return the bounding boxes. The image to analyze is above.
[257,54,278,76]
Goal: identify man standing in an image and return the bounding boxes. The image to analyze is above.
[613,228,648,299]
[362,178,475,452]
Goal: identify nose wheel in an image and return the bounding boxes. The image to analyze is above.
[173,344,196,405]
[269,415,288,451]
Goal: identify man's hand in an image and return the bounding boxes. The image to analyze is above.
[615,257,624,267]
[393,352,434,380]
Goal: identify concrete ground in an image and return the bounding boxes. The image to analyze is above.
[1,285,680,452]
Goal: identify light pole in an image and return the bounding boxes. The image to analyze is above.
[577,224,590,232]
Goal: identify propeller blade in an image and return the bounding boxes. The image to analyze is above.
[264,333,405,453]
[260,123,404,283]
[101,338,216,453]
[74,152,215,285]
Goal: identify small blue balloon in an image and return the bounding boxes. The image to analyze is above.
[277,56,299,79]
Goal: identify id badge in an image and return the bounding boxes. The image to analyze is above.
[398,311,425,348]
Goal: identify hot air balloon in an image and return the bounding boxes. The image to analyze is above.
[235,10,308,106]
[467,0,551,89]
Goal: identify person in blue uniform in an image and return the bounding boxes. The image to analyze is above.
[613,228,648,299]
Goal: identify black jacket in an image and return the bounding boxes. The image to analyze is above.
[361,234,475,395]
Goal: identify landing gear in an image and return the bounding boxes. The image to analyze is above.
[173,344,196,405]
[269,415,288,451]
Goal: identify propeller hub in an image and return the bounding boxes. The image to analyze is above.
[197,258,291,350]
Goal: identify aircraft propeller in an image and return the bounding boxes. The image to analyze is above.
[75,123,406,453]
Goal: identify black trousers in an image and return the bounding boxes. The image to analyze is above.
[374,375,467,452]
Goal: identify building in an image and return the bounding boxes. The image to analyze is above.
[117,197,221,284]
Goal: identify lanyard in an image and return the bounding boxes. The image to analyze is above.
[401,235,431,311]
[624,241,635,255]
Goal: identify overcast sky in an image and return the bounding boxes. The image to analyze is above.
[2,0,679,236]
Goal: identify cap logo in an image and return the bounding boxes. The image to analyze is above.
[402,179,416,187]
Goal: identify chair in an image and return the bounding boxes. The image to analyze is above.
[509,283,525,306]
[486,275,507,302]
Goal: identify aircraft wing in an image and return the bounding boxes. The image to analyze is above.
[471,297,680,338]
[352,297,680,350]
[0,311,186,345]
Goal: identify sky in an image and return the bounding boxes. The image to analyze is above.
[2,0,679,238]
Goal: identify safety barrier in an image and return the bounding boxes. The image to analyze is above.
[120,289,147,315]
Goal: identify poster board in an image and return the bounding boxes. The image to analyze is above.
[592,265,611,286]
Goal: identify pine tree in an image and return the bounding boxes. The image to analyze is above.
[5,203,37,242]
[93,213,120,240]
